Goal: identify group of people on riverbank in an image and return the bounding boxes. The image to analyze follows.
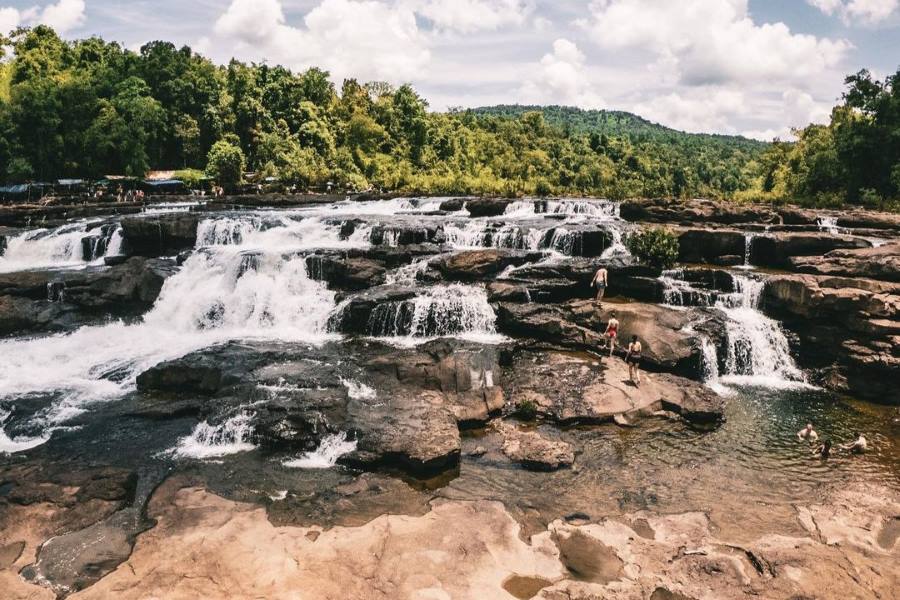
[798,423,868,459]
[590,266,643,386]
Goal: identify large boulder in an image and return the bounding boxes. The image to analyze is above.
[504,350,724,425]
[327,285,418,334]
[120,214,200,256]
[465,198,514,217]
[0,258,175,337]
[750,232,871,268]
[305,254,387,290]
[432,249,538,281]
[763,274,899,403]
[677,228,746,263]
[791,242,900,282]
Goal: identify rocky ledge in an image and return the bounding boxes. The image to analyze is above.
[3,478,895,600]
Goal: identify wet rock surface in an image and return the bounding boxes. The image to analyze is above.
[791,241,900,282]
[0,258,176,337]
[119,214,200,256]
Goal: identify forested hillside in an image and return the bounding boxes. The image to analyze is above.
[0,26,896,207]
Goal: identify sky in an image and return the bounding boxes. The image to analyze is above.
[1,0,899,140]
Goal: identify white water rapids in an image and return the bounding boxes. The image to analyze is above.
[0,221,123,273]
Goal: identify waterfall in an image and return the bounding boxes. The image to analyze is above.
[714,274,807,388]
[282,432,357,469]
[365,284,500,341]
[817,216,843,235]
[0,223,91,273]
[741,233,756,269]
[504,199,620,218]
[170,412,256,459]
[105,226,125,256]
[0,214,355,450]
[600,226,630,259]
[0,222,124,273]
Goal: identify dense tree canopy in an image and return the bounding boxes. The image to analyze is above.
[751,68,900,209]
[0,26,896,207]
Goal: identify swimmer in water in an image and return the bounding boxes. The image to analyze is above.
[839,432,868,454]
[797,423,819,443]
[812,439,832,460]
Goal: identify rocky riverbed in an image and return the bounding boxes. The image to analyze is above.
[1,195,898,598]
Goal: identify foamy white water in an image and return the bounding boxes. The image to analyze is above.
[0,409,52,454]
[341,378,377,401]
[0,215,365,448]
[283,432,357,469]
[171,412,256,459]
[365,284,504,345]
[715,275,809,389]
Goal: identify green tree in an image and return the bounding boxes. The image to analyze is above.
[626,227,679,271]
[206,140,245,189]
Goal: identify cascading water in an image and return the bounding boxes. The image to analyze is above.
[364,284,501,343]
[0,215,359,451]
[170,411,256,459]
[714,274,807,388]
[504,198,621,218]
[282,432,358,469]
[817,216,843,235]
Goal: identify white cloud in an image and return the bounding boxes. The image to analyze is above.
[631,89,747,135]
[415,0,533,34]
[519,38,604,108]
[211,0,430,83]
[580,0,851,86]
[807,0,899,24]
[0,0,86,35]
[0,7,21,34]
[214,0,284,44]
[38,0,86,33]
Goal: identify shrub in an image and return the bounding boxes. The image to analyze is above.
[515,398,538,421]
[626,227,679,271]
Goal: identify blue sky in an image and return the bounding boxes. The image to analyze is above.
[2,0,899,139]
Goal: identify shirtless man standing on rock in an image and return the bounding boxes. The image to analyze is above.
[590,266,608,307]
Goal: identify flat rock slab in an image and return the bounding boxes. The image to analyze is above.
[498,423,575,471]
[504,350,724,425]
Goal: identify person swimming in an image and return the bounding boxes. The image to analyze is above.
[604,312,619,358]
[625,335,642,386]
[840,432,868,454]
[797,423,819,443]
[812,439,832,460]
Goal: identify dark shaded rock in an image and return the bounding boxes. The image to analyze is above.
[678,229,746,263]
[327,285,418,334]
[439,198,468,212]
[306,254,387,290]
[0,258,175,337]
[466,197,513,217]
[750,232,871,267]
[432,249,538,281]
[120,214,200,256]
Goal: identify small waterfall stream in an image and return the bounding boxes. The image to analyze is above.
[0,221,122,273]
[714,274,807,388]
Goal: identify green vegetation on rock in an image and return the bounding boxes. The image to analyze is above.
[626,227,680,271]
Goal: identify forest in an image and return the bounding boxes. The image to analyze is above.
[0,26,897,207]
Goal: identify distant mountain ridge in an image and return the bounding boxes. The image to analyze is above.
[468,105,768,150]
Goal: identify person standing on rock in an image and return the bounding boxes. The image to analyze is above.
[604,312,619,358]
[590,267,609,307]
[625,335,642,386]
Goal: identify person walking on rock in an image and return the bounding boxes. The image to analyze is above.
[604,312,619,358]
[625,335,642,386]
[590,266,609,307]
